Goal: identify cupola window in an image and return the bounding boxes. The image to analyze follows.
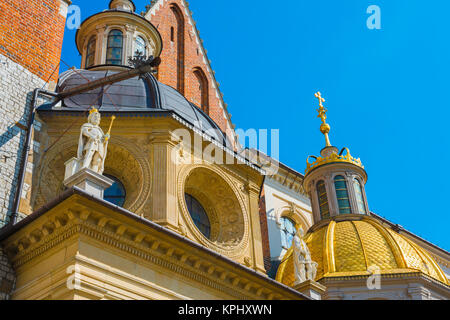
[334,175,351,214]
[135,36,146,56]
[280,217,296,249]
[104,174,126,207]
[317,180,330,219]
[85,36,96,68]
[106,29,124,65]
[185,193,211,239]
[354,179,367,214]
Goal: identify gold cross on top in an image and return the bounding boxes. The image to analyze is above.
[314,91,332,147]
[315,91,327,123]
[315,92,325,108]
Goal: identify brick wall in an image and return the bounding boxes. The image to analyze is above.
[0,0,68,224]
[146,0,233,143]
[0,0,68,84]
[0,248,15,300]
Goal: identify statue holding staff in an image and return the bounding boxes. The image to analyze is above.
[77,108,115,175]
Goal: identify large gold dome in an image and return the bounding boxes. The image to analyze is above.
[276,216,448,286]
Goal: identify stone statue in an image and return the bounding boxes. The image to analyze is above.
[293,227,318,285]
[77,108,112,175]
[63,108,115,200]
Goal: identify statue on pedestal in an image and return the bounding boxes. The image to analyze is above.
[293,227,318,285]
[63,108,116,199]
[77,108,113,175]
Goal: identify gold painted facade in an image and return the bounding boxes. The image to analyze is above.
[25,113,266,274]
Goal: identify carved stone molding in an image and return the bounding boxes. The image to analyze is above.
[177,165,250,258]
[32,136,151,215]
[2,195,304,300]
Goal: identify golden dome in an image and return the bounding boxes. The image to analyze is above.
[276,216,448,286]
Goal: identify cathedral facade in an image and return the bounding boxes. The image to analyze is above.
[0,0,448,300]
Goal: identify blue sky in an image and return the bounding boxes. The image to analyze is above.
[61,0,450,251]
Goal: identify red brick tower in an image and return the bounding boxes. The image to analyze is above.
[144,0,238,148]
[0,0,69,86]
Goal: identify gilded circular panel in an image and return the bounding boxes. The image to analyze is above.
[178,165,250,257]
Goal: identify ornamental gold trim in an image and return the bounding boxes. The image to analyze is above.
[306,147,364,176]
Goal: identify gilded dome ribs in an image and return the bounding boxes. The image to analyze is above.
[350,221,369,272]
[276,217,448,286]
[324,221,336,275]
[368,219,407,269]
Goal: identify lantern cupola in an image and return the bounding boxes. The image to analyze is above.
[303,92,369,224]
[76,0,162,71]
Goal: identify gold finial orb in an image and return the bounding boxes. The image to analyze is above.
[320,123,330,135]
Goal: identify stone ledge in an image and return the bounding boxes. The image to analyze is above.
[0,187,310,300]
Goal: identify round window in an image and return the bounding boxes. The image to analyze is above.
[104,174,126,207]
[185,193,211,239]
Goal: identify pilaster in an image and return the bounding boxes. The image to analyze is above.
[246,182,266,274]
[151,132,178,231]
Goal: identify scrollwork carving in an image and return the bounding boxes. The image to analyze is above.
[178,165,250,258]
[33,136,151,215]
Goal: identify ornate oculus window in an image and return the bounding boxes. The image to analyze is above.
[185,193,211,239]
[106,30,124,65]
[104,174,126,207]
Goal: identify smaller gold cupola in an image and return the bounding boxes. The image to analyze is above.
[303,92,369,224]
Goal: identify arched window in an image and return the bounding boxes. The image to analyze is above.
[185,193,211,239]
[334,175,351,214]
[135,36,146,56]
[193,68,209,114]
[170,4,185,94]
[106,29,123,65]
[104,175,126,207]
[354,179,367,214]
[317,180,330,219]
[85,36,96,68]
[280,217,296,249]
